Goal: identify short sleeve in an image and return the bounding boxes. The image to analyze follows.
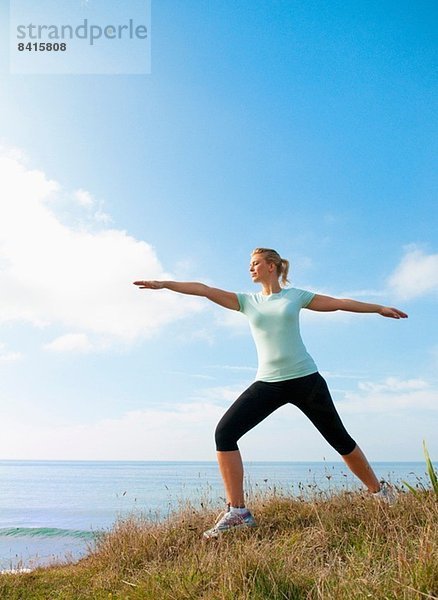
[294,288,315,308]
[236,292,251,313]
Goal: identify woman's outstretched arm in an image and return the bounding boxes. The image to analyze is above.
[133,280,240,311]
[306,294,408,319]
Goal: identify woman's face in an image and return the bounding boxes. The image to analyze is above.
[249,254,274,282]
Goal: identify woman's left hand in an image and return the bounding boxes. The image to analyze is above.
[379,306,408,319]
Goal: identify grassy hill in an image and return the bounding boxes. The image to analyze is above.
[1,489,437,599]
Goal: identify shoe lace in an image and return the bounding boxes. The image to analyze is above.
[213,509,244,528]
[212,510,227,527]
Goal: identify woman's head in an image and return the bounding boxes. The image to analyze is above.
[251,248,290,287]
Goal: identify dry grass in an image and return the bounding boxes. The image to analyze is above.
[1,489,437,599]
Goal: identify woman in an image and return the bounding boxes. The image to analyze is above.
[134,248,408,539]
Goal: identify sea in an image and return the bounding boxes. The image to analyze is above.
[0,460,433,572]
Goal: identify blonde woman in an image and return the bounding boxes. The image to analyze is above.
[134,248,407,538]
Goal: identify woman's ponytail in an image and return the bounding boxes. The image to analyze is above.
[280,258,290,286]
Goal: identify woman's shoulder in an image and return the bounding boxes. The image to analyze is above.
[284,286,313,295]
[284,287,316,307]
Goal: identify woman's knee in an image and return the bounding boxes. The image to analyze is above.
[215,421,239,452]
[336,438,357,456]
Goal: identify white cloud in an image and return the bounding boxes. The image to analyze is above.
[0,148,205,345]
[0,402,225,460]
[73,188,112,224]
[358,377,429,393]
[172,258,197,278]
[214,307,249,333]
[207,364,256,372]
[0,343,22,362]
[74,189,94,208]
[387,246,438,300]
[180,328,216,345]
[339,377,437,413]
[190,382,251,404]
[43,333,94,353]
[93,209,112,224]
[321,370,367,380]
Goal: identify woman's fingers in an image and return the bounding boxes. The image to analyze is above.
[381,307,408,319]
[133,280,163,289]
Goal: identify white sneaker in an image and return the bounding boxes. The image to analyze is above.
[203,506,257,539]
[372,482,397,505]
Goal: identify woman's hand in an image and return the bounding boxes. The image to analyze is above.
[378,306,408,319]
[133,280,165,289]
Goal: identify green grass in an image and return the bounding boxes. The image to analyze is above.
[403,441,438,497]
[1,488,437,600]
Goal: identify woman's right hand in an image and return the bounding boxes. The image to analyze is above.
[133,280,165,289]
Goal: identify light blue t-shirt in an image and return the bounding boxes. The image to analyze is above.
[236,287,317,382]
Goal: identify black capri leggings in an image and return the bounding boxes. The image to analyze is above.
[215,372,356,456]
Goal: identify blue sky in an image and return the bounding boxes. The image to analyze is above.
[0,0,436,462]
